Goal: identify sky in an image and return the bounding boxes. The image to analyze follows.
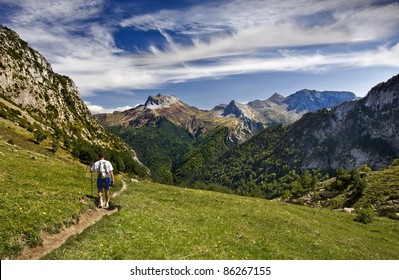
[1,0,399,113]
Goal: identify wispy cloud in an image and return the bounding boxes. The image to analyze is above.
[2,0,399,106]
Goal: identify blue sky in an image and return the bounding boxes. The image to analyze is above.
[1,0,399,112]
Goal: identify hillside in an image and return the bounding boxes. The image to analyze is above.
[44,181,399,260]
[0,25,147,175]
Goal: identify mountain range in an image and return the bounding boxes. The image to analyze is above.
[98,90,356,142]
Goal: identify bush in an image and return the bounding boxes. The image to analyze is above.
[33,129,46,144]
[354,207,375,224]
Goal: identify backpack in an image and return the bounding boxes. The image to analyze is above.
[98,161,108,179]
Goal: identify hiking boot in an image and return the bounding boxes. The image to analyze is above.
[98,198,103,208]
[105,201,109,208]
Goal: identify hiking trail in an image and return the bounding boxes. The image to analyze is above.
[17,181,128,260]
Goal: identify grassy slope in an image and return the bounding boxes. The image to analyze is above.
[45,181,399,260]
[1,117,399,260]
[0,118,123,259]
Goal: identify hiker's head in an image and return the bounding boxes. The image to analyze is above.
[98,152,105,159]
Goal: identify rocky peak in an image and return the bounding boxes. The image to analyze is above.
[144,94,179,110]
[222,100,252,118]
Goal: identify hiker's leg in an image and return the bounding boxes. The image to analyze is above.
[97,179,104,207]
[105,189,110,203]
[105,178,111,203]
[97,179,103,199]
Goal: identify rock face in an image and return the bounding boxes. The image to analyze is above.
[144,94,179,110]
[0,25,96,140]
[285,74,399,170]
[0,25,142,164]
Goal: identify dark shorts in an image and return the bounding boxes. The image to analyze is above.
[97,178,111,190]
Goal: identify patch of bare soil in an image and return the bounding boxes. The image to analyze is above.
[17,181,127,260]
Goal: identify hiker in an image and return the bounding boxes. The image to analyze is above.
[91,152,114,208]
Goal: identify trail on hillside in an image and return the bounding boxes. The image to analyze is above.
[17,181,128,260]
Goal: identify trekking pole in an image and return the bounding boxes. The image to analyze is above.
[91,170,93,197]
[90,163,93,197]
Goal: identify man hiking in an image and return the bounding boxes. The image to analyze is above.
[91,152,114,208]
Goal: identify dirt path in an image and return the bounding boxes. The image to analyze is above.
[17,181,128,260]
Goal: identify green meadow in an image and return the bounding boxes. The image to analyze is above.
[45,181,399,260]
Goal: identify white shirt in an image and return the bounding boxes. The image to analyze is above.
[91,159,114,178]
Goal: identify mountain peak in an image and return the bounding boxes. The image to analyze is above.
[144,94,179,110]
[222,100,248,118]
[267,93,285,103]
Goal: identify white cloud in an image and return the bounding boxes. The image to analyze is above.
[143,43,399,84]
[86,102,133,114]
[3,0,399,104]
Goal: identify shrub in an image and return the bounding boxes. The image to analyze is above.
[33,129,46,144]
[354,207,375,224]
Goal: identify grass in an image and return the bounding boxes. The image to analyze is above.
[44,181,399,260]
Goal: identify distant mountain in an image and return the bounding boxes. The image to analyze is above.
[0,25,147,175]
[283,89,357,113]
[98,90,356,144]
[212,89,356,138]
